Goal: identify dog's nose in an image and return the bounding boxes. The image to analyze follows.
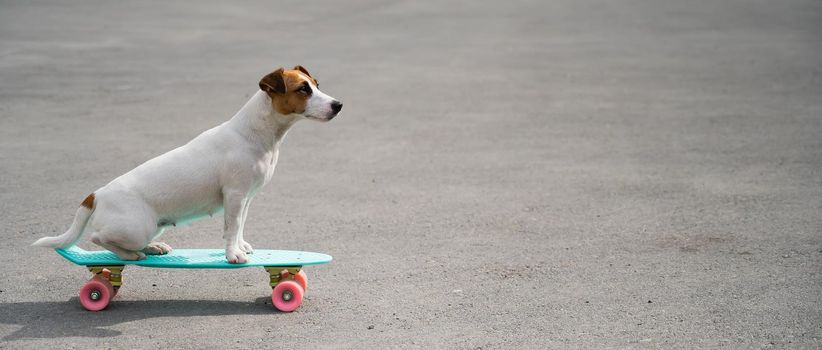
[330,100,343,114]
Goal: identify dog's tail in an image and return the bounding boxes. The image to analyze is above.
[32,193,96,248]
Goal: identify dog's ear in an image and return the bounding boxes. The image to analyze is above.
[259,68,286,94]
[293,65,319,86]
[293,65,311,77]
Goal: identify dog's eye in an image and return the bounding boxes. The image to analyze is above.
[298,83,312,95]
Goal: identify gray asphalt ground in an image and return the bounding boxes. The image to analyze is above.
[1,0,821,348]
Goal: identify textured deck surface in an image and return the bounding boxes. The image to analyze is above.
[56,246,332,268]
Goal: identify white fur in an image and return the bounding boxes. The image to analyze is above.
[300,73,337,121]
[33,77,341,264]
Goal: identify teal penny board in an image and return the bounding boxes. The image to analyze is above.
[56,245,332,269]
[56,246,332,312]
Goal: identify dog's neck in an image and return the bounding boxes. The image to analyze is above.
[229,90,300,151]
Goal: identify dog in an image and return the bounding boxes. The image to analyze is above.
[32,66,342,264]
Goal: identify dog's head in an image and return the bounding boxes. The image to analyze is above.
[258,66,342,121]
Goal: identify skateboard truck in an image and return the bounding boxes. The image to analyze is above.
[265,266,302,287]
[88,265,124,289]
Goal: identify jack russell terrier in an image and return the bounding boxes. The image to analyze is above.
[33,66,342,264]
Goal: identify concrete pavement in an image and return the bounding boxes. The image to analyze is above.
[1,0,820,348]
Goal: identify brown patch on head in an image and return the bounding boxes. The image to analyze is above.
[81,193,95,209]
[293,65,318,86]
[259,67,315,115]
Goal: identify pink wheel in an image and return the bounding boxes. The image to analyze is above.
[271,280,304,312]
[293,270,308,292]
[79,277,114,311]
[282,270,308,292]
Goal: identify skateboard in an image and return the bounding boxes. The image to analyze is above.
[55,245,332,312]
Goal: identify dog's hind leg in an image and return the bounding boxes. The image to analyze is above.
[86,189,156,260]
[91,233,147,261]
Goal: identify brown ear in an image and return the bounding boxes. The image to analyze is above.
[259,68,286,94]
[293,65,311,77]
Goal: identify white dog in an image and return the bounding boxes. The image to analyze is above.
[33,66,342,264]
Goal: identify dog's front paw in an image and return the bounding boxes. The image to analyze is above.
[240,240,254,254]
[225,247,248,264]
